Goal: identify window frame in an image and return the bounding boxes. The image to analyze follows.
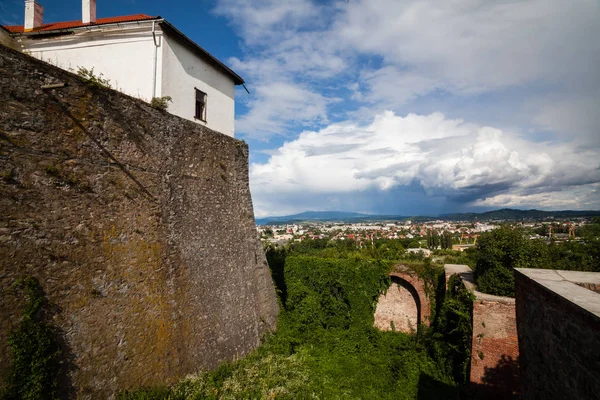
[194,88,207,122]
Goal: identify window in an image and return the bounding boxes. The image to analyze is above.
[195,88,207,121]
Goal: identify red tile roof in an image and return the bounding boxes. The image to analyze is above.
[3,14,156,33]
[2,14,245,85]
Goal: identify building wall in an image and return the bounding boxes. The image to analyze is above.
[0,44,278,398]
[515,269,600,400]
[161,31,236,137]
[17,23,162,101]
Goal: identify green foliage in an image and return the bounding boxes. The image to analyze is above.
[441,231,454,250]
[474,221,600,296]
[548,239,600,272]
[578,218,600,239]
[265,244,288,305]
[1,276,61,400]
[283,256,391,338]
[474,226,548,296]
[75,66,112,89]
[401,258,444,312]
[2,168,18,184]
[428,274,474,386]
[408,240,421,249]
[122,254,460,399]
[150,96,172,112]
[44,164,60,177]
[427,231,440,250]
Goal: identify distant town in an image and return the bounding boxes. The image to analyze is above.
[257,209,598,256]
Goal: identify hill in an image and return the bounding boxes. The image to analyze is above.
[255,208,600,225]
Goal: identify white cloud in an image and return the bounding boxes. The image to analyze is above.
[250,112,600,216]
[236,81,332,140]
[214,0,600,214]
[473,184,600,210]
[338,0,600,91]
[217,0,600,142]
[213,0,322,45]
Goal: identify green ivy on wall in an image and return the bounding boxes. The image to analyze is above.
[1,276,61,400]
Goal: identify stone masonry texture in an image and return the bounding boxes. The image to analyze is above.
[515,270,600,400]
[0,44,279,398]
[374,281,418,332]
[374,269,432,333]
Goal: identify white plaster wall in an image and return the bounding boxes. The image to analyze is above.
[18,24,162,101]
[161,32,235,137]
[0,30,17,49]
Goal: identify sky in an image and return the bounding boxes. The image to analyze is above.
[2,0,600,217]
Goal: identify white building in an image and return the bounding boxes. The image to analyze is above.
[1,0,244,137]
[406,248,432,258]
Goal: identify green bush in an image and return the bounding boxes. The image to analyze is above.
[75,66,112,89]
[150,96,172,112]
[2,276,61,400]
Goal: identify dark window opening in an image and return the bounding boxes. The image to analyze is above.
[195,88,207,121]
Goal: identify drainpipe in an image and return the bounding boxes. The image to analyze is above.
[152,20,159,98]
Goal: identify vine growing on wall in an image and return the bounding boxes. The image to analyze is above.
[1,276,61,400]
[428,274,475,386]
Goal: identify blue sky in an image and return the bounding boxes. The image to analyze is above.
[3,0,600,217]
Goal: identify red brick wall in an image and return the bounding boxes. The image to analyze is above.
[470,299,520,399]
[373,271,432,333]
[389,272,431,325]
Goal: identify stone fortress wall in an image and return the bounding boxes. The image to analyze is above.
[515,269,600,400]
[0,44,278,398]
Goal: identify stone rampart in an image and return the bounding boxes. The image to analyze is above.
[0,44,278,398]
[515,269,600,400]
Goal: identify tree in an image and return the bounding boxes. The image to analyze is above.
[474,226,549,297]
[427,231,440,250]
[441,231,453,250]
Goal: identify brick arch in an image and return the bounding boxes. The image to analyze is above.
[373,269,431,333]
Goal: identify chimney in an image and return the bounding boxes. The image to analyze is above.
[82,0,96,24]
[24,0,44,31]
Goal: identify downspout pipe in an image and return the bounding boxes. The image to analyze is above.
[152,20,159,99]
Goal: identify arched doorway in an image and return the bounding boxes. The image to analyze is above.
[374,276,422,332]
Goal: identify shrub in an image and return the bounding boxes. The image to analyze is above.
[75,66,112,89]
[150,96,172,112]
